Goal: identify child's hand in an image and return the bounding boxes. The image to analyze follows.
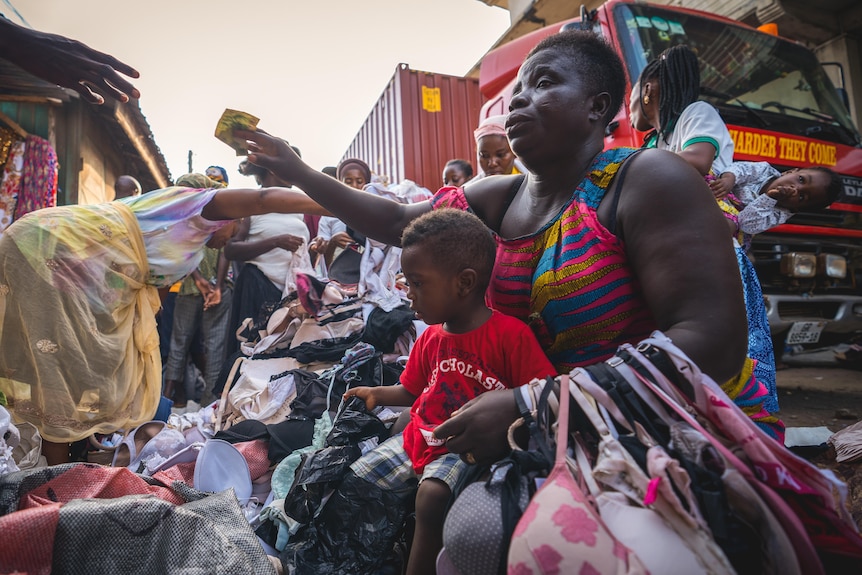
[766,185,795,205]
[709,172,735,199]
[343,386,379,410]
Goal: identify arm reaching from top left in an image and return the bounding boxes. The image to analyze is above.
[201,186,330,221]
[0,17,140,104]
[236,129,430,246]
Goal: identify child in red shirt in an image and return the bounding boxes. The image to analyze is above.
[345,208,555,575]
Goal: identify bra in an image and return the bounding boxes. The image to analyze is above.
[506,374,648,574]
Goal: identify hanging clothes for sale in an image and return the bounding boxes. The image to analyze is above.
[14,134,58,219]
[0,121,26,235]
[0,125,17,167]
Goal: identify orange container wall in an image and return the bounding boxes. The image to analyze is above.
[342,64,484,192]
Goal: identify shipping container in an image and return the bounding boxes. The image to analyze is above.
[341,64,484,192]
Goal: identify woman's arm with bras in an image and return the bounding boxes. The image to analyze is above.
[436,149,749,467]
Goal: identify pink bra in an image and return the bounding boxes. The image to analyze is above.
[506,374,648,574]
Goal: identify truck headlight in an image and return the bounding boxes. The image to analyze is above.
[817,254,846,278]
[780,253,816,278]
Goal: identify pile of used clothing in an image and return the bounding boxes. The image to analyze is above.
[0,236,419,574]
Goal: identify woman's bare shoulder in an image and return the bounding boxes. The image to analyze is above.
[463,174,523,230]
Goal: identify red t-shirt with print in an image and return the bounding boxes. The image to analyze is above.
[400,310,555,473]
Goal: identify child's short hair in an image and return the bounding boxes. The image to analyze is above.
[401,208,496,290]
[445,159,474,179]
[810,166,842,206]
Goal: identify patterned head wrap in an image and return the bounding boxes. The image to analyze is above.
[176,173,221,189]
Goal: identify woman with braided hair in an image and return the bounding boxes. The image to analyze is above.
[629,44,780,416]
[629,44,733,175]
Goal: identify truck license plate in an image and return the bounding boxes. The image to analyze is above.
[786,321,826,345]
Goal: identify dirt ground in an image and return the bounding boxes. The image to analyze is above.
[775,366,862,530]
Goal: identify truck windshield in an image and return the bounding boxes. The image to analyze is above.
[614,4,861,147]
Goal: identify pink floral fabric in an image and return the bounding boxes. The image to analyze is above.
[507,374,648,575]
[14,135,57,220]
[506,458,648,575]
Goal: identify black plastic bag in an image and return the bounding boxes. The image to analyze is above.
[282,470,409,575]
[282,397,390,525]
[283,446,357,525]
[325,396,390,447]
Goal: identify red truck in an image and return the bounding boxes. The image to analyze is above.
[476,0,862,354]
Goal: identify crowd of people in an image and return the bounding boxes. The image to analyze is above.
[0,14,856,575]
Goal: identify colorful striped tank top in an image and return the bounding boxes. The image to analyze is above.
[432,148,656,372]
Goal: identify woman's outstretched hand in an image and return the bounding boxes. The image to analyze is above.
[1,19,140,105]
[235,129,308,186]
[434,389,520,466]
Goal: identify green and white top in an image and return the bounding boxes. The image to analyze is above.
[645,100,734,175]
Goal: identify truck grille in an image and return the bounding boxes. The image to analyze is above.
[776,301,841,320]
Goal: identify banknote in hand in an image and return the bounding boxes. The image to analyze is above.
[214,109,260,155]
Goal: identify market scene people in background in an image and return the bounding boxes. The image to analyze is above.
[161,173,235,411]
[309,157,372,271]
[224,155,311,354]
[471,114,519,179]
[205,165,230,186]
[114,175,142,199]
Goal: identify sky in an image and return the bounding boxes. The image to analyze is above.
[12,0,511,189]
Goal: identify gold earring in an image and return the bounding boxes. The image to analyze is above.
[643,95,650,105]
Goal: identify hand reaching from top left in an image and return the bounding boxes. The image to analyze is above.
[0,18,140,104]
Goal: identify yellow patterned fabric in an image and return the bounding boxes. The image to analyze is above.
[0,202,162,442]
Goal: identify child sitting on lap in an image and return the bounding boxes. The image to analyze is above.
[344,208,555,575]
[709,162,841,235]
